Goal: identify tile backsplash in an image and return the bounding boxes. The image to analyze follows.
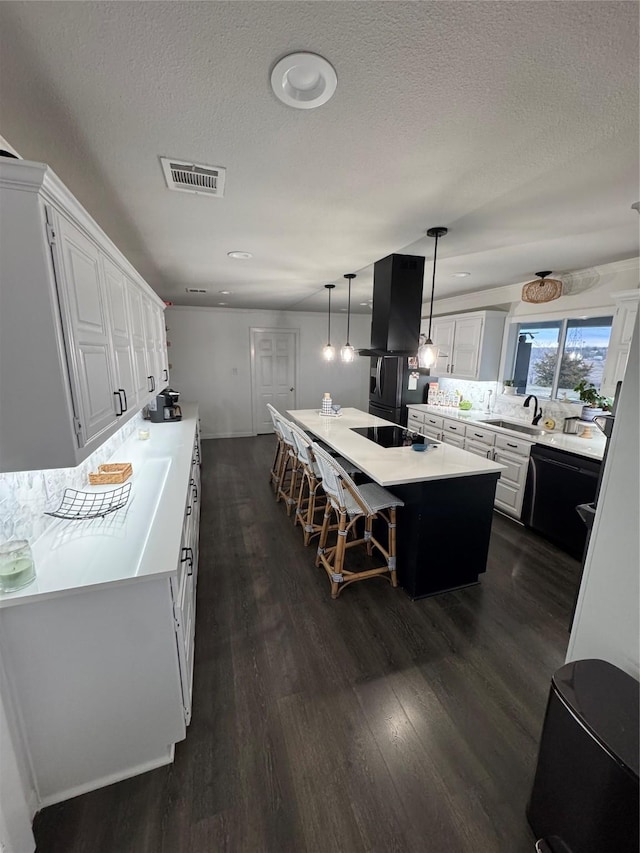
[0,412,144,546]
[435,378,585,425]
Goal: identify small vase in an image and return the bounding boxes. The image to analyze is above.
[503,386,516,396]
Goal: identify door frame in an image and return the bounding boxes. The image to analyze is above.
[249,327,299,435]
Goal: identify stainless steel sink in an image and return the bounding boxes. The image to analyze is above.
[483,419,544,436]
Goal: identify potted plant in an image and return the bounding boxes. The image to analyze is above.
[503,379,517,396]
[574,380,610,421]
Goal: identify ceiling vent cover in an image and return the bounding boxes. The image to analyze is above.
[186,288,207,294]
[160,157,226,197]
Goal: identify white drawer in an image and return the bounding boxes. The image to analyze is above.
[493,448,530,487]
[495,433,533,456]
[442,420,466,437]
[466,426,496,446]
[465,439,493,459]
[443,432,466,448]
[423,414,444,429]
[422,426,442,442]
[495,480,522,515]
[407,411,425,430]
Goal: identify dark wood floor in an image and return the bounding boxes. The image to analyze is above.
[33,435,581,853]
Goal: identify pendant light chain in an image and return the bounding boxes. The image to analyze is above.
[323,283,336,361]
[341,274,356,362]
[427,230,440,342]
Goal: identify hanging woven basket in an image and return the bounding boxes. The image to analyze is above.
[522,270,563,304]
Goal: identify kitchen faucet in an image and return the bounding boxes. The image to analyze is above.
[524,394,543,425]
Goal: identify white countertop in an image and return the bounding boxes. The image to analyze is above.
[0,405,199,608]
[287,408,504,487]
[408,404,607,461]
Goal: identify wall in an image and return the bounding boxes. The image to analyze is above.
[167,307,371,438]
[566,317,639,679]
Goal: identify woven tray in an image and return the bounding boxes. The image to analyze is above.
[88,463,133,485]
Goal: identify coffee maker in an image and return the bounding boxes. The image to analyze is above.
[147,388,182,423]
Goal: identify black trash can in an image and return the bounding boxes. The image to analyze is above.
[527,659,639,853]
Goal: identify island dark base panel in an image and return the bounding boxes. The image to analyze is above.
[393,472,500,600]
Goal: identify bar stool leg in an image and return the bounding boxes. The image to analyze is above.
[316,504,333,567]
[388,507,398,587]
[331,510,348,599]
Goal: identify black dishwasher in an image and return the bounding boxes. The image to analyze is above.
[523,444,601,560]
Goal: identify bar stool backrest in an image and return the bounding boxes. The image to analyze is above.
[288,422,315,468]
[273,412,297,449]
[266,403,284,438]
[312,443,373,515]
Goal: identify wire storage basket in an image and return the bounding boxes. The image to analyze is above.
[45,483,132,520]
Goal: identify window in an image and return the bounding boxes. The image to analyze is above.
[512,316,613,400]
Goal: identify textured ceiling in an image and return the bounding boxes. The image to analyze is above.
[0,1,638,313]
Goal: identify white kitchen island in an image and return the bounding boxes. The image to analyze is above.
[289,408,503,600]
[0,406,201,809]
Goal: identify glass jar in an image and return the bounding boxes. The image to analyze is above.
[0,540,36,593]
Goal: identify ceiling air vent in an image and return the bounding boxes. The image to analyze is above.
[186,288,207,294]
[160,157,226,197]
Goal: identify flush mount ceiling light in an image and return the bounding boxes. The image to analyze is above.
[271,52,337,110]
[341,274,357,363]
[322,284,336,361]
[452,272,470,278]
[418,227,448,369]
[227,251,252,260]
[219,290,231,294]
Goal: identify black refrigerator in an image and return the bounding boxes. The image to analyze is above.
[368,356,429,425]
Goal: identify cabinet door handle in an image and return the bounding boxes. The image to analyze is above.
[474,432,484,438]
[181,546,194,575]
[446,363,450,373]
[192,485,198,503]
[186,504,192,516]
[147,375,154,392]
[507,442,518,448]
[451,363,455,373]
[163,368,168,382]
[119,388,127,411]
[113,391,123,416]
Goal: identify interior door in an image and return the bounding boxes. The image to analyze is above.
[251,329,297,434]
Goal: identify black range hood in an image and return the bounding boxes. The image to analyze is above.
[358,253,425,356]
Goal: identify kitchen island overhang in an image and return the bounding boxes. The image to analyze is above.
[288,408,503,599]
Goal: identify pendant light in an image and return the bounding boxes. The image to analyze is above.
[340,273,356,362]
[418,226,448,369]
[322,284,336,361]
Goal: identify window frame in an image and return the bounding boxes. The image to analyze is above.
[502,308,614,401]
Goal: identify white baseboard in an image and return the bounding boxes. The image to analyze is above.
[35,746,175,810]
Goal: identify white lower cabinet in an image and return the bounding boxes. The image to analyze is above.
[407,406,533,519]
[0,415,201,808]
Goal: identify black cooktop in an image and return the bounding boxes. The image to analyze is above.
[351,425,434,448]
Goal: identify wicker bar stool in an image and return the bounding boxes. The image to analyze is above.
[288,423,361,546]
[272,413,302,516]
[312,443,405,599]
[266,403,286,494]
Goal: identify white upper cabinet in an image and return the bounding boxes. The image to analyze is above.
[429,311,505,381]
[0,159,167,472]
[600,290,639,397]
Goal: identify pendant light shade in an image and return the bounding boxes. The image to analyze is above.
[418,227,448,370]
[340,273,356,363]
[322,284,336,361]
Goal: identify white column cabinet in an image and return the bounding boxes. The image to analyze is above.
[0,158,167,472]
[427,311,505,380]
[600,290,639,398]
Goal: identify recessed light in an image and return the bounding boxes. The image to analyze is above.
[340,308,347,312]
[271,52,337,110]
[359,302,369,306]
[452,272,471,278]
[219,290,231,295]
[227,251,252,260]
[218,302,227,306]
